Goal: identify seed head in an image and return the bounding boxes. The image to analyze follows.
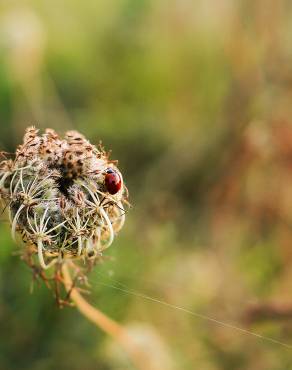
[0,127,128,272]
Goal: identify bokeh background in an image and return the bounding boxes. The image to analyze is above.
[1,1,292,369]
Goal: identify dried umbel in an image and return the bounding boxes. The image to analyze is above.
[0,127,127,275]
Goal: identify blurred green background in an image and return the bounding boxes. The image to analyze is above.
[1,1,292,369]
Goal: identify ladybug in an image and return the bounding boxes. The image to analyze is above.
[104,168,122,195]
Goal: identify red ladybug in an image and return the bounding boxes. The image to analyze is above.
[104,168,122,195]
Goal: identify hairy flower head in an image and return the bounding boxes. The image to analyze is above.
[0,127,128,271]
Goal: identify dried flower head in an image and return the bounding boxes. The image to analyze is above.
[0,127,128,276]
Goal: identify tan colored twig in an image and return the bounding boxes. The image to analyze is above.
[61,263,149,370]
[244,302,292,324]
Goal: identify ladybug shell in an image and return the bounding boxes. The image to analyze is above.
[104,169,122,195]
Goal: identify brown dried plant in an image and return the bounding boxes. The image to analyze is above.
[0,127,151,370]
[0,127,127,295]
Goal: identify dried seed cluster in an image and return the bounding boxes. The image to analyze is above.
[0,127,127,270]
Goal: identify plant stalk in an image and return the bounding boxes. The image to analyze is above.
[61,263,148,370]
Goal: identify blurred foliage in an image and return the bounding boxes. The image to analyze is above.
[1,1,292,369]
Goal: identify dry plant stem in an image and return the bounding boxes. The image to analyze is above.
[245,302,292,323]
[61,264,148,370]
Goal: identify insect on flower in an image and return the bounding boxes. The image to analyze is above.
[104,168,122,195]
